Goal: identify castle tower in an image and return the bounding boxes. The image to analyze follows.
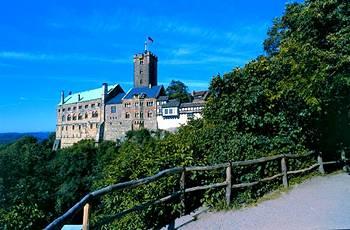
[133,51,158,88]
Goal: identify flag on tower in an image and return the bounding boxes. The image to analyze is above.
[147,37,154,43]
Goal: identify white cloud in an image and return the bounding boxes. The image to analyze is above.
[0,51,129,64]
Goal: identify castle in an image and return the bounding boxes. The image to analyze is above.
[54,50,208,148]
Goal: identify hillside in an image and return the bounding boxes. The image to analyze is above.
[0,132,51,144]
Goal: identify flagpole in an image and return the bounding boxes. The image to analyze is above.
[144,39,147,52]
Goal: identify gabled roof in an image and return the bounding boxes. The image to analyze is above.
[192,90,209,101]
[106,92,126,105]
[123,85,165,100]
[162,99,180,108]
[59,84,119,105]
[157,96,169,101]
[180,102,205,108]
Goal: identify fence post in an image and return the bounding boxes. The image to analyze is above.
[180,167,186,215]
[281,157,288,188]
[317,153,325,175]
[225,162,232,206]
[82,203,91,230]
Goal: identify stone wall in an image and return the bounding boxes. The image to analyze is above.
[56,98,104,148]
[104,97,158,141]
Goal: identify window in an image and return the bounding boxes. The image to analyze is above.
[148,111,153,118]
[169,109,173,114]
[135,112,139,118]
[140,102,144,107]
[165,109,168,114]
[125,112,130,119]
[97,103,100,107]
[79,125,81,130]
[111,106,116,113]
[124,103,131,108]
[62,108,65,112]
[79,106,82,109]
[92,111,98,118]
[66,126,68,131]
[90,123,93,129]
[58,109,60,112]
[73,106,76,110]
[85,113,88,119]
[73,114,77,120]
[139,60,143,65]
[135,102,139,107]
[85,105,88,109]
[62,115,65,122]
[147,101,154,107]
[91,104,95,108]
[78,114,83,120]
[68,107,71,111]
[67,115,71,121]
[72,125,75,130]
[140,112,143,119]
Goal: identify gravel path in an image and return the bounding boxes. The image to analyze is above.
[175,173,350,230]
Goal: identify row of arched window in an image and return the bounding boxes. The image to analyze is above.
[60,123,98,131]
[62,111,99,122]
[124,111,153,119]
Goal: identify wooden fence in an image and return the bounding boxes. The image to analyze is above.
[45,152,338,230]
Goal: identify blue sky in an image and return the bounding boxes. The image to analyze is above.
[0,0,300,132]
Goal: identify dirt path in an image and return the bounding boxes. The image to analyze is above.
[173,173,350,230]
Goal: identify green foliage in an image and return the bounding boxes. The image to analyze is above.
[166,80,192,103]
[0,137,54,229]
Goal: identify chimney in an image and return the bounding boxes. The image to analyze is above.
[60,90,65,104]
[102,83,108,102]
[78,94,81,101]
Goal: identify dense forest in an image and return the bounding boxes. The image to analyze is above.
[0,0,349,229]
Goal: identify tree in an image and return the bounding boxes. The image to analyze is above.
[166,80,191,103]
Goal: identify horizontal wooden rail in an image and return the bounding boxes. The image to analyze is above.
[46,151,337,230]
[93,191,182,228]
[231,173,283,189]
[45,167,183,229]
[185,181,228,193]
[287,163,319,175]
[91,167,183,197]
[323,161,337,165]
[186,163,230,171]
